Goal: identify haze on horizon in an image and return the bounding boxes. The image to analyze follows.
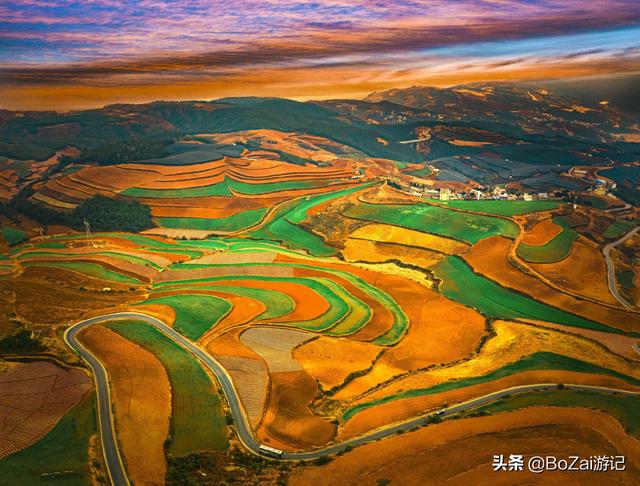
[1,0,639,111]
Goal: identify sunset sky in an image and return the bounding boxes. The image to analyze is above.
[1,1,639,111]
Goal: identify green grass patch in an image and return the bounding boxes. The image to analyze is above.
[22,260,143,284]
[107,321,228,455]
[434,199,559,216]
[0,394,96,486]
[431,256,616,332]
[343,351,640,421]
[603,219,637,240]
[157,207,268,232]
[517,216,577,263]
[136,294,231,340]
[344,202,519,244]
[1,226,27,246]
[616,270,635,291]
[470,389,640,437]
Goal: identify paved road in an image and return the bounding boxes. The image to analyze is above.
[66,312,640,483]
[603,225,639,308]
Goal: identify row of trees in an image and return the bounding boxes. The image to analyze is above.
[11,188,152,232]
[60,138,174,168]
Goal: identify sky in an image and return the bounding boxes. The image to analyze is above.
[1,1,639,111]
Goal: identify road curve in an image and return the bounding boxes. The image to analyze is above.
[65,312,640,483]
[603,225,639,308]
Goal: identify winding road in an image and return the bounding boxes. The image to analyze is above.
[65,312,640,486]
[603,225,639,308]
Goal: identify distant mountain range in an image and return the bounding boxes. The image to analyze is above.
[1,82,638,192]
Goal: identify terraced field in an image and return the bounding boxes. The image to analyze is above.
[5,159,640,476]
[517,216,578,263]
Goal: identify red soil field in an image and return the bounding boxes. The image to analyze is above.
[257,370,336,451]
[0,361,92,459]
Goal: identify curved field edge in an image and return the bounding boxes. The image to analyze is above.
[156,207,269,232]
[517,216,578,263]
[470,389,640,438]
[106,320,228,456]
[0,394,97,486]
[248,184,372,256]
[134,294,232,340]
[158,262,409,344]
[431,256,619,333]
[343,351,640,421]
[21,260,144,284]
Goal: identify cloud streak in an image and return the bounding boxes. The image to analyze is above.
[1,1,639,110]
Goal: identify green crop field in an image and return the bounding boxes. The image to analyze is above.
[152,283,295,321]
[0,395,96,486]
[344,202,519,244]
[122,177,343,199]
[226,177,342,195]
[433,199,559,216]
[470,389,640,437]
[603,219,637,239]
[161,260,408,344]
[157,207,268,232]
[1,226,27,246]
[122,180,232,198]
[136,294,231,340]
[249,184,369,256]
[18,250,163,270]
[343,351,640,421]
[431,256,615,332]
[517,216,577,263]
[107,321,228,455]
[22,260,143,284]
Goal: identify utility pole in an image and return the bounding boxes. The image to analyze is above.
[83,218,94,247]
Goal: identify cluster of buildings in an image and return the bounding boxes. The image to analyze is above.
[389,178,548,202]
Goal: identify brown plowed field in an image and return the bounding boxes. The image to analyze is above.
[0,361,91,459]
[216,355,268,427]
[240,327,313,373]
[294,408,640,485]
[349,223,470,254]
[13,266,145,325]
[293,337,382,390]
[532,239,619,305]
[80,325,170,486]
[522,218,563,246]
[464,236,640,331]
[257,370,336,451]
